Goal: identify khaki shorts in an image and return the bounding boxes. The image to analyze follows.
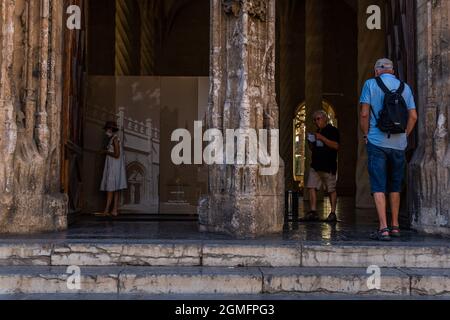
[306,168,337,193]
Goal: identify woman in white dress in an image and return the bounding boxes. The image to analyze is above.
[99,121,127,217]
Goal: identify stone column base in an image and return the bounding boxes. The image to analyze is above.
[199,193,285,239]
[0,193,68,234]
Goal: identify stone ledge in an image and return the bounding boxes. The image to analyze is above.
[0,244,53,266]
[3,293,449,300]
[302,245,450,268]
[0,266,448,296]
[202,243,301,267]
[118,267,263,295]
[1,242,450,269]
[261,267,411,296]
[0,266,120,295]
[403,268,450,296]
[51,243,202,267]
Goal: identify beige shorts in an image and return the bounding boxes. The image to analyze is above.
[306,168,337,193]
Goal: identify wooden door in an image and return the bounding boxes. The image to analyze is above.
[61,0,87,223]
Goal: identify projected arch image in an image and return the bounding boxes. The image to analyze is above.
[121,162,158,214]
[293,101,337,188]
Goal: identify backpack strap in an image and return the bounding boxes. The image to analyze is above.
[376,76,406,95]
[369,105,378,122]
[375,77,390,94]
[396,81,405,94]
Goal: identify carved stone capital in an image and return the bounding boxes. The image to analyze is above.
[222,0,241,17]
[245,0,267,21]
[222,0,267,21]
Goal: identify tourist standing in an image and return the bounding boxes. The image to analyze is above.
[359,58,418,241]
[304,110,340,223]
[98,121,128,217]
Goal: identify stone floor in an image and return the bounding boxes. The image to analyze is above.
[1,198,447,244]
[0,198,449,300]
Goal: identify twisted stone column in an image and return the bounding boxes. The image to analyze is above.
[0,0,67,234]
[35,0,51,156]
[0,0,18,209]
[115,0,136,75]
[138,0,156,75]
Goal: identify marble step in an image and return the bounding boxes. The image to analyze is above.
[0,241,449,268]
[2,293,449,300]
[0,266,449,297]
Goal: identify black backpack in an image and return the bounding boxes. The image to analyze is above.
[371,77,409,138]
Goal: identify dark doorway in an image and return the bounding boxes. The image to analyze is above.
[276,0,358,197]
[62,0,210,221]
[276,0,417,226]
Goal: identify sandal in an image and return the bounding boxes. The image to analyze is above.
[370,228,392,241]
[390,226,401,238]
[325,212,337,223]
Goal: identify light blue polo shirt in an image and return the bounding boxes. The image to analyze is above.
[359,73,416,150]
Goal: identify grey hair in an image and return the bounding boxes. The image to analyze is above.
[313,110,329,122]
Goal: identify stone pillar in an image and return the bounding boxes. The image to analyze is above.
[199,0,284,238]
[304,0,323,193]
[0,0,67,234]
[355,0,386,208]
[410,0,450,236]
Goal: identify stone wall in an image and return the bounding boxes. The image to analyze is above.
[0,0,67,234]
[410,0,450,236]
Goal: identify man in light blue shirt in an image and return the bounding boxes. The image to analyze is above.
[360,58,418,241]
